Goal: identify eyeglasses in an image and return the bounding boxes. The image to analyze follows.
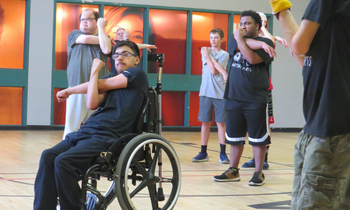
[79,18,95,22]
[112,51,137,60]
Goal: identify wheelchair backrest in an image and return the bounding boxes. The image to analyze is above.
[143,87,159,134]
[132,87,159,134]
[107,87,158,158]
[132,94,149,134]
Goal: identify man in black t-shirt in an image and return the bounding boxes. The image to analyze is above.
[270,0,350,209]
[213,10,274,186]
[34,41,149,210]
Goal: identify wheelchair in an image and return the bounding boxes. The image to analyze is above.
[80,54,181,210]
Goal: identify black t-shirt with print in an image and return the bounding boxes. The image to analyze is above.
[302,0,350,136]
[78,67,149,138]
[224,35,274,103]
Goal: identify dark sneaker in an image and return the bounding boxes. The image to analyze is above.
[219,153,230,164]
[263,162,269,170]
[192,152,209,162]
[213,168,241,182]
[249,171,265,186]
[242,159,255,168]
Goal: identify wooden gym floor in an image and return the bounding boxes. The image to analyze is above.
[0,130,297,210]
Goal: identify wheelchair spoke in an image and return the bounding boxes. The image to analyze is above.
[147,183,159,210]
[130,179,148,198]
[149,146,161,174]
[132,158,148,177]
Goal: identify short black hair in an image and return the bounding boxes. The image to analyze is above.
[114,41,140,57]
[241,10,262,30]
[210,28,224,39]
[79,9,100,21]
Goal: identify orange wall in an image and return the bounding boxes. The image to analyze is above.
[0,87,22,125]
[0,0,25,69]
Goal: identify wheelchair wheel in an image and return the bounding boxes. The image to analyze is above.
[115,133,181,210]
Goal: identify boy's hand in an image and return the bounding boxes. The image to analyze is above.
[97,18,108,29]
[201,47,210,56]
[110,37,116,46]
[145,44,157,52]
[274,36,288,47]
[262,43,277,58]
[57,89,70,103]
[91,58,105,77]
[123,29,130,40]
[234,28,244,40]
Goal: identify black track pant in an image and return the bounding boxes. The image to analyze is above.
[34,134,115,210]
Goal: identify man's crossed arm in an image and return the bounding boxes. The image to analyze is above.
[75,18,113,54]
[57,59,128,108]
[234,28,276,64]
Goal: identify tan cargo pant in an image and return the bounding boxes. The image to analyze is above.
[292,130,350,210]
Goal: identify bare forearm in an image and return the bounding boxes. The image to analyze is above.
[236,37,262,64]
[205,55,218,75]
[278,10,299,47]
[136,44,148,49]
[87,72,100,110]
[245,39,265,50]
[260,27,276,45]
[136,43,157,52]
[278,10,304,67]
[98,27,111,54]
[75,35,99,45]
[97,74,128,93]
[212,59,226,75]
[65,74,127,98]
[66,82,89,95]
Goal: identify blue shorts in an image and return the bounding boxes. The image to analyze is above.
[225,99,271,146]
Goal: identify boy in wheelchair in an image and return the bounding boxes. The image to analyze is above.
[34,41,149,210]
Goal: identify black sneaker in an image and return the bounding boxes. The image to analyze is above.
[249,171,265,186]
[213,168,241,182]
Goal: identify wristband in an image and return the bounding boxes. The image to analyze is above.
[270,0,292,14]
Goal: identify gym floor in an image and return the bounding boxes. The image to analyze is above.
[0,130,296,210]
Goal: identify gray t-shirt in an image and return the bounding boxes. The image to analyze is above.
[67,30,110,87]
[199,49,229,99]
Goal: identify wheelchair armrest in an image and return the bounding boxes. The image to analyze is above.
[90,133,140,168]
